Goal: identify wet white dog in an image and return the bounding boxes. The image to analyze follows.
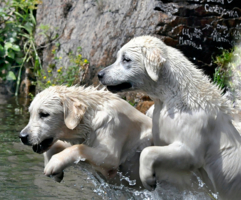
[98,35,241,199]
[19,86,152,187]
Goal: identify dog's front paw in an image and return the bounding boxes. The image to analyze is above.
[140,147,157,191]
[141,172,156,191]
[44,154,65,181]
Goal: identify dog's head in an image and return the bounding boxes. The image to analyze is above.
[19,86,87,154]
[98,36,166,93]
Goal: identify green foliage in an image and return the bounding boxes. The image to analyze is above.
[213,45,241,99]
[121,96,136,107]
[0,0,42,96]
[128,100,136,107]
[38,23,59,43]
[213,49,234,89]
[69,47,89,69]
[35,46,89,91]
[0,1,89,97]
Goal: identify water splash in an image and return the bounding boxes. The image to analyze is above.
[80,165,153,200]
[91,173,153,200]
[117,172,136,186]
[78,164,217,200]
[192,172,218,200]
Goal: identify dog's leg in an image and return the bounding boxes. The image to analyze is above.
[44,144,120,179]
[139,142,202,190]
[44,140,71,182]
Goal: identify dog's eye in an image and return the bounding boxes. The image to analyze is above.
[123,57,131,63]
[39,112,50,118]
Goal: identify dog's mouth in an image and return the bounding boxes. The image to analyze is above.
[106,82,132,93]
[32,137,54,154]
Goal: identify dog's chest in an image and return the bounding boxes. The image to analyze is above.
[152,103,177,145]
[152,105,207,146]
[152,111,178,146]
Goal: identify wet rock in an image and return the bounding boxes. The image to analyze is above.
[136,101,154,114]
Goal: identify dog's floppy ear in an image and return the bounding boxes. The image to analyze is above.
[61,96,87,130]
[142,47,166,82]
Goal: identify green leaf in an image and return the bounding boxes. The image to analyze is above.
[11,44,20,51]
[14,11,24,19]
[15,50,24,58]
[0,44,4,51]
[3,63,11,70]
[4,42,12,50]
[35,58,40,68]
[7,37,16,43]
[16,57,24,64]
[55,42,60,47]
[21,22,34,34]
[6,71,16,81]
[19,33,31,39]
[7,50,15,59]
[0,44,5,57]
[52,33,59,40]
[39,24,50,31]
[30,11,36,25]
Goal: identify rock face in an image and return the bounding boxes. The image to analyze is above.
[35,0,241,110]
[35,0,160,86]
[136,96,154,114]
[155,0,241,76]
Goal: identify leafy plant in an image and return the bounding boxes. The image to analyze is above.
[38,24,59,44]
[0,0,42,96]
[121,96,137,107]
[35,46,89,91]
[128,100,136,107]
[213,45,241,103]
[213,49,234,90]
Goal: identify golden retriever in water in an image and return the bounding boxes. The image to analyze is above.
[98,35,241,199]
[19,86,152,187]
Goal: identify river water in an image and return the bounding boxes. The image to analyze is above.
[0,95,215,200]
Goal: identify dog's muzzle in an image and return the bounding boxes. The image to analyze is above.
[19,132,32,146]
[19,131,54,154]
[32,137,54,154]
[106,82,132,93]
[98,68,133,93]
[98,70,105,81]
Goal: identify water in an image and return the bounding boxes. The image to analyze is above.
[0,95,215,200]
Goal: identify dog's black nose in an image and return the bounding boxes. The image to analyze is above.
[98,71,105,80]
[19,132,31,145]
